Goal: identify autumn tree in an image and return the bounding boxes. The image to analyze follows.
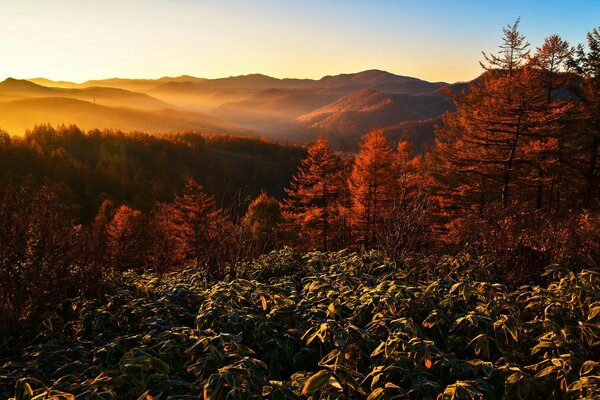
[570,27,600,209]
[172,179,228,276]
[530,35,573,104]
[349,129,397,248]
[429,19,573,228]
[106,204,146,270]
[395,141,424,192]
[0,184,88,333]
[524,34,574,211]
[283,136,347,251]
[146,202,183,273]
[243,193,283,254]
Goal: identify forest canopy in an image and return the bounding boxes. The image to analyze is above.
[0,125,305,220]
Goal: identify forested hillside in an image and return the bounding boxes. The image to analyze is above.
[0,125,304,219]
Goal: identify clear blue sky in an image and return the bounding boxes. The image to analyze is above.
[0,0,598,83]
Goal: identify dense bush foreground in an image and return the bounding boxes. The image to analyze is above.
[0,250,598,399]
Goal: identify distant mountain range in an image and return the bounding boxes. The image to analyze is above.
[0,70,469,148]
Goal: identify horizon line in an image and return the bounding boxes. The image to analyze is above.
[3,69,479,86]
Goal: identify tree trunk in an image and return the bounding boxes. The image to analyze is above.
[502,106,525,209]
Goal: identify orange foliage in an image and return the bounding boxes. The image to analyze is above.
[283,136,348,251]
[349,129,397,248]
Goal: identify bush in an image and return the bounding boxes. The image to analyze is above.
[1,251,598,399]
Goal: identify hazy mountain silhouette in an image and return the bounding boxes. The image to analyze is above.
[14,70,468,146]
[29,76,209,91]
[0,97,248,136]
[28,78,83,89]
[296,88,455,147]
[1,78,172,110]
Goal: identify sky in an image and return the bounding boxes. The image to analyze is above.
[0,0,598,83]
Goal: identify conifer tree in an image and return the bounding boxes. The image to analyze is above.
[147,202,182,273]
[395,141,423,192]
[570,27,600,208]
[349,129,397,248]
[172,179,227,275]
[526,35,573,211]
[283,136,346,251]
[106,204,145,270]
[430,19,563,222]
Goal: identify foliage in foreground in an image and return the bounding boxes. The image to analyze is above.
[0,250,598,399]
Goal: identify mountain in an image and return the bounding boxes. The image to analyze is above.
[28,78,81,89]
[297,88,455,147]
[0,97,248,136]
[7,70,468,147]
[0,78,173,110]
[79,76,208,91]
[316,69,445,94]
[209,88,342,137]
[29,75,209,91]
[0,78,56,97]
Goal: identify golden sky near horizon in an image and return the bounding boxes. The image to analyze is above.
[0,0,598,83]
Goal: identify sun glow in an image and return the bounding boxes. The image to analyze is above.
[1,0,598,83]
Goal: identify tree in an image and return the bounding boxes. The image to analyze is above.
[430,20,565,221]
[527,35,574,211]
[570,27,600,209]
[480,18,534,209]
[349,129,397,248]
[395,141,424,192]
[106,204,145,270]
[283,136,347,251]
[427,20,589,246]
[243,193,283,253]
[172,179,228,276]
[146,202,183,273]
[530,35,573,104]
[0,184,86,333]
[480,17,530,104]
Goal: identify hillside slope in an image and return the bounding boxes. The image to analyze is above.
[19,70,467,147]
[297,88,454,147]
[1,78,172,110]
[0,97,245,135]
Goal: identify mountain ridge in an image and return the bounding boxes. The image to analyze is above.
[0,70,467,147]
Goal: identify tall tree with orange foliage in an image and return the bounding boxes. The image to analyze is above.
[570,27,600,209]
[106,204,145,270]
[395,141,424,192]
[430,20,565,223]
[172,179,228,276]
[525,34,574,211]
[146,202,183,273]
[349,129,397,248]
[283,136,347,251]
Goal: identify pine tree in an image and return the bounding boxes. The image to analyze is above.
[106,204,145,270]
[395,141,423,192]
[172,179,227,275]
[147,202,183,273]
[526,35,574,211]
[427,19,589,245]
[430,20,567,220]
[283,136,346,251]
[570,27,600,208]
[349,129,397,248]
